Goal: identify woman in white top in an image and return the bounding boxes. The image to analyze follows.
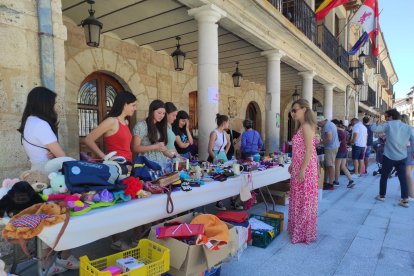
[18,87,66,173]
[208,114,230,162]
[18,86,79,274]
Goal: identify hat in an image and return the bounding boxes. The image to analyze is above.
[316,115,326,122]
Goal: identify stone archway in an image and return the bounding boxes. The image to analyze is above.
[245,101,262,134]
[65,48,147,157]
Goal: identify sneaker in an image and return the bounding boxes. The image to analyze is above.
[323,184,334,190]
[347,180,355,188]
[55,255,80,269]
[231,201,244,210]
[333,181,340,186]
[399,199,409,208]
[44,263,68,276]
[110,240,133,251]
[408,197,414,202]
[215,201,227,211]
[375,195,385,201]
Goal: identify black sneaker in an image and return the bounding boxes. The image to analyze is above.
[323,184,335,190]
[333,181,340,186]
[347,180,355,188]
[215,201,227,211]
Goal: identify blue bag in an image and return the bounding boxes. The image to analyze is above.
[131,156,163,181]
[62,161,125,193]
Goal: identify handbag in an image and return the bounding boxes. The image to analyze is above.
[242,173,256,210]
[131,156,163,181]
[62,161,125,193]
[156,222,204,239]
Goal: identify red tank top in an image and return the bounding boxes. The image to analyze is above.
[104,120,133,162]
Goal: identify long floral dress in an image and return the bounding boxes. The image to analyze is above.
[287,127,318,244]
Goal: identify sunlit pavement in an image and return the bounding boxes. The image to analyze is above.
[221,163,414,276]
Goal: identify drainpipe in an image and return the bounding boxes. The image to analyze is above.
[36,0,55,90]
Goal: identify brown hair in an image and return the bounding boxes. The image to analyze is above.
[291,99,317,131]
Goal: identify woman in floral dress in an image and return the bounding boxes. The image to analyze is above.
[287,99,319,244]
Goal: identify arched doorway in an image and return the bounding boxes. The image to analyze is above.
[245,101,262,134]
[78,72,128,157]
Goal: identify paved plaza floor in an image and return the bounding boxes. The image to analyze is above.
[15,164,414,276]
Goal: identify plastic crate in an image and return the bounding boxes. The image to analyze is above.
[79,239,170,276]
[249,214,281,248]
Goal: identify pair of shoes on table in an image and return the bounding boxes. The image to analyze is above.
[375,195,385,201]
[111,240,134,251]
[215,201,226,211]
[347,180,355,188]
[399,199,409,208]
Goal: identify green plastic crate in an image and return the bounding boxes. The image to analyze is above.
[249,214,281,248]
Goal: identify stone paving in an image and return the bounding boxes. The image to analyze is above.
[13,164,414,275]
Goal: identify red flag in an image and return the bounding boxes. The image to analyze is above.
[349,0,379,56]
[315,0,349,21]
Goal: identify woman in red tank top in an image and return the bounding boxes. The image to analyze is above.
[84,91,137,162]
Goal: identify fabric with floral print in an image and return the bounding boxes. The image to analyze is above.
[287,127,319,244]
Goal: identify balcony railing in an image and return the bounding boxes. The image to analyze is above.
[282,0,317,44]
[268,0,350,75]
[378,61,388,87]
[364,41,377,68]
[349,60,363,85]
[360,85,376,107]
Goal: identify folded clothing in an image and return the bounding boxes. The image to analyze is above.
[215,211,248,223]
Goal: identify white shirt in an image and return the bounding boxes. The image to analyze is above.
[352,122,368,147]
[22,116,57,167]
[212,129,227,152]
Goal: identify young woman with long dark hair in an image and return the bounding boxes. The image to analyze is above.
[18,86,65,172]
[84,91,137,162]
[165,102,179,158]
[132,100,169,168]
[172,110,193,159]
[18,86,79,274]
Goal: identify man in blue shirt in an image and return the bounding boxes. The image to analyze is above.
[371,109,414,208]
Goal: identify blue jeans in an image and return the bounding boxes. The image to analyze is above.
[380,155,408,199]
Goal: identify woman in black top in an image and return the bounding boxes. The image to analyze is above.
[172,111,193,159]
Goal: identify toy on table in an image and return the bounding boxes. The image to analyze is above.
[19,170,49,192]
[0,178,20,199]
[102,265,122,275]
[43,172,68,196]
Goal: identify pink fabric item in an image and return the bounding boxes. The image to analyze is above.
[287,127,318,244]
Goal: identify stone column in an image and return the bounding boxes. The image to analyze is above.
[188,5,226,160]
[298,71,316,109]
[261,50,285,154]
[323,84,335,120]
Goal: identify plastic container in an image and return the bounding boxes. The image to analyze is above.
[79,239,170,276]
[249,214,281,248]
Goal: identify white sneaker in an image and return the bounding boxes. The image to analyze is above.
[55,254,80,269]
[408,197,414,202]
[44,263,68,276]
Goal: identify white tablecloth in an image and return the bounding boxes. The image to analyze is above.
[38,166,290,251]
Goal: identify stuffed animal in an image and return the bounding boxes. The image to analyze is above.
[19,170,49,192]
[44,156,76,174]
[120,177,142,198]
[0,181,44,218]
[0,259,17,276]
[103,151,129,180]
[0,178,20,199]
[43,172,68,195]
[2,202,68,240]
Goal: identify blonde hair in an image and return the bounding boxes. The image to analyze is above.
[401,114,410,125]
[291,99,317,130]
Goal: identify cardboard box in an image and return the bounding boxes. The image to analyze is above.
[268,190,289,206]
[148,213,238,276]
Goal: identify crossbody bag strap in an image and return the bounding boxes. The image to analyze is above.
[45,205,70,261]
[21,135,50,152]
[218,132,225,153]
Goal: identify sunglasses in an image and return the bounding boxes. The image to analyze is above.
[290,108,301,114]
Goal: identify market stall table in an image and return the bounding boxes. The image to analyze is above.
[38,166,290,251]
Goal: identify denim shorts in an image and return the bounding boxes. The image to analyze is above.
[364,146,372,158]
[352,145,365,160]
[336,151,347,159]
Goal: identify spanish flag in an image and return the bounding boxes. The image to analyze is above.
[315,0,349,21]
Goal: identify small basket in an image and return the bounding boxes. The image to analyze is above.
[79,239,170,276]
[249,214,281,248]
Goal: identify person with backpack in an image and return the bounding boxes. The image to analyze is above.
[18,86,79,275]
[84,91,137,163]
